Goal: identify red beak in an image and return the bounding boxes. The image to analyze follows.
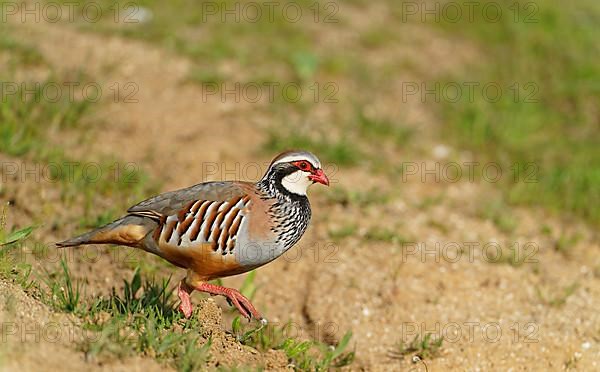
[309,169,330,186]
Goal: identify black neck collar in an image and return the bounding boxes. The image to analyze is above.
[258,169,309,203]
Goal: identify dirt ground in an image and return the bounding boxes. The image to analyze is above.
[1,11,600,372]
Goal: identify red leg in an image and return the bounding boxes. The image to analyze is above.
[178,280,194,318]
[195,282,264,322]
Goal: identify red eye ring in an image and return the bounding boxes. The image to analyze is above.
[294,160,311,171]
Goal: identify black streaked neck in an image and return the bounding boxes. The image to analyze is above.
[257,169,309,203]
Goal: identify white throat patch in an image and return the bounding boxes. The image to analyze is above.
[281,170,312,195]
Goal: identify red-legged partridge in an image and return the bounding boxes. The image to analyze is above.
[57,150,329,322]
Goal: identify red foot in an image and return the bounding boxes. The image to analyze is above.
[196,282,263,322]
[178,280,193,318]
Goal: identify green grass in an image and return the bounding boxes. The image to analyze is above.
[79,268,211,370]
[16,260,212,369]
[238,270,258,301]
[83,312,211,371]
[263,130,362,167]
[564,354,580,370]
[0,65,159,224]
[230,271,356,370]
[60,0,420,174]
[0,203,208,369]
[0,70,155,199]
[359,25,392,49]
[0,29,46,66]
[262,108,414,170]
[44,0,600,227]
[3,1,595,369]
[389,333,444,360]
[8,247,350,370]
[71,265,354,370]
[0,205,36,289]
[0,27,157,207]
[477,197,518,234]
[364,227,409,245]
[325,186,391,207]
[0,208,34,246]
[43,258,84,313]
[356,109,414,147]
[327,224,358,241]
[0,74,91,157]
[56,0,327,81]
[553,232,581,258]
[233,319,355,371]
[429,0,600,225]
[535,282,579,307]
[485,242,538,268]
[88,268,176,319]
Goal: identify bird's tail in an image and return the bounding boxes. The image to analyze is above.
[56,215,157,248]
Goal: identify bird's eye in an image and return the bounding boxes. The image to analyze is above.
[296,161,310,171]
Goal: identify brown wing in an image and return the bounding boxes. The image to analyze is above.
[127,181,248,218]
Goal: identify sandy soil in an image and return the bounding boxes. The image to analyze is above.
[1,9,599,372]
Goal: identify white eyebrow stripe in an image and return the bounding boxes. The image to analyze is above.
[272,154,321,168]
